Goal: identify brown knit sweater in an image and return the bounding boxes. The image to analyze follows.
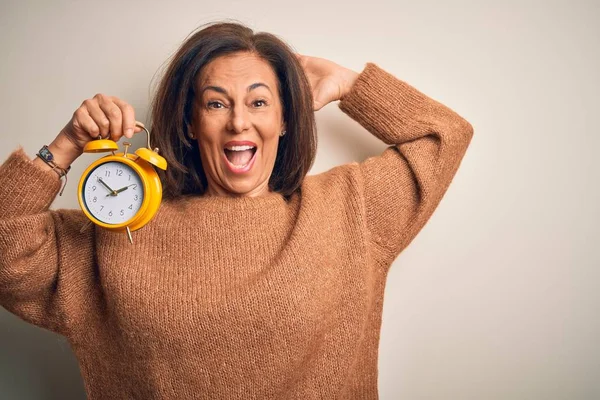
[0,63,473,399]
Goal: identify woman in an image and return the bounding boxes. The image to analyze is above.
[0,21,473,399]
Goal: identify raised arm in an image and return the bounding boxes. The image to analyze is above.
[0,146,94,335]
[338,63,474,262]
[0,93,141,334]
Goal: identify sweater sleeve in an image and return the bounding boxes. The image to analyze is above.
[0,147,94,335]
[338,63,474,263]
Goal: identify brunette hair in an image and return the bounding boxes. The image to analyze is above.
[149,21,317,199]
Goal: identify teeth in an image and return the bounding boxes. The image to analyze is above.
[225,145,255,151]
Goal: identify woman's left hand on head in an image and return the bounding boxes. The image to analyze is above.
[295,54,359,111]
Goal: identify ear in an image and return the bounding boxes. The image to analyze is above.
[187,123,196,140]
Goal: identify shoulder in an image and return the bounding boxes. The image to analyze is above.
[301,162,365,210]
[303,161,362,191]
[51,208,94,240]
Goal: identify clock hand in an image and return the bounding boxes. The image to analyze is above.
[106,184,136,197]
[97,177,117,196]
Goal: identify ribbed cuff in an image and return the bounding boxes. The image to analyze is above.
[338,63,432,145]
[0,147,62,219]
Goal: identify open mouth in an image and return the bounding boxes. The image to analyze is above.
[223,144,257,172]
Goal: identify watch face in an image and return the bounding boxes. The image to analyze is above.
[82,161,144,224]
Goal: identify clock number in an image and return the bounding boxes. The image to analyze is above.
[128,174,131,181]
[100,205,104,211]
[116,169,123,176]
[92,196,97,203]
[132,184,137,190]
[134,195,138,201]
[128,204,133,210]
[108,211,113,217]
[105,170,110,177]
[120,209,124,216]
[92,185,96,191]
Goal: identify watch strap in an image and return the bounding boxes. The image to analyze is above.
[36,144,71,196]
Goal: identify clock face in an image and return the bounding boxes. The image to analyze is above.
[82,161,144,225]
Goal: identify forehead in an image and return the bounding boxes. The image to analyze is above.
[197,52,279,90]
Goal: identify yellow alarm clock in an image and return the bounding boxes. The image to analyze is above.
[77,122,167,244]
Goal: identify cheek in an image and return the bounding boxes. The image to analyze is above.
[198,114,223,136]
[255,117,282,161]
[196,116,223,149]
[260,133,281,167]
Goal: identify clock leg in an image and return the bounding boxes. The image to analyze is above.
[126,226,133,244]
[80,220,93,233]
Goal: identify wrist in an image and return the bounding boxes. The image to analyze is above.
[31,135,81,196]
[339,70,359,101]
[48,133,83,167]
[32,135,82,175]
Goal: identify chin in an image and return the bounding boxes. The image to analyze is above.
[222,179,261,196]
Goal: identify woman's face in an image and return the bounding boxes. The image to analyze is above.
[191,51,285,197]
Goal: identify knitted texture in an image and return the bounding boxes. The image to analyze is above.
[0,63,473,399]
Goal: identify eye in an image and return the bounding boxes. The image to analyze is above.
[207,101,224,109]
[253,99,268,108]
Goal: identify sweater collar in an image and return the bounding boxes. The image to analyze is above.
[164,190,293,213]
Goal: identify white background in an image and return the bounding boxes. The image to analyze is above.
[1,0,598,398]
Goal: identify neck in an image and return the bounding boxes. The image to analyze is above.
[205,180,271,198]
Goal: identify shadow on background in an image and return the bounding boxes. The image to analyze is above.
[0,309,86,400]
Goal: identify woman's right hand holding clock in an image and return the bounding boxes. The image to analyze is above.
[33,94,142,173]
[60,94,143,151]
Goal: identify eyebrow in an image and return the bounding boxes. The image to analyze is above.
[200,82,272,96]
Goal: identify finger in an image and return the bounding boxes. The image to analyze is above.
[96,94,123,141]
[295,53,310,67]
[295,53,307,66]
[83,98,111,138]
[113,98,136,138]
[74,107,101,138]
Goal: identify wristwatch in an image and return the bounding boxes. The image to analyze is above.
[36,145,71,175]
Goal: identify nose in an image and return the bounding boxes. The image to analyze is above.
[226,103,251,134]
